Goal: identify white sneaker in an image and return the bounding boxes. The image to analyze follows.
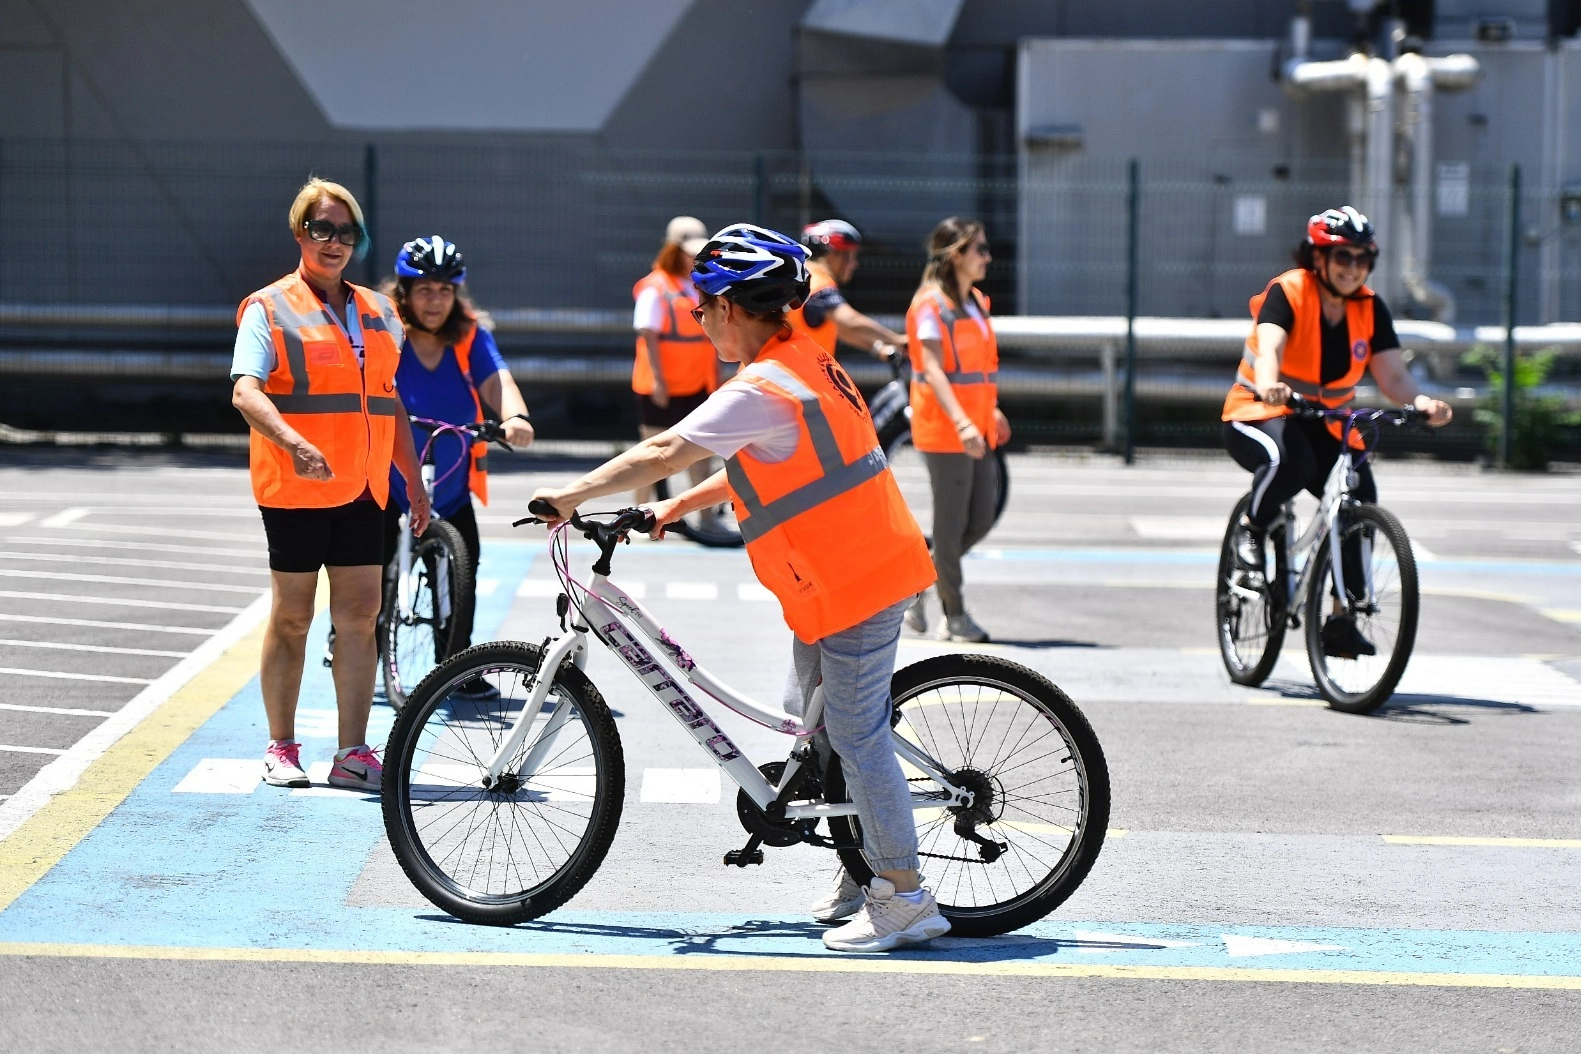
[903,593,928,634]
[936,613,990,643]
[262,740,310,788]
[822,877,951,952]
[810,869,866,923]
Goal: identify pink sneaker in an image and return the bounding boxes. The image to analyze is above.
[262,740,309,788]
[328,745,382,791]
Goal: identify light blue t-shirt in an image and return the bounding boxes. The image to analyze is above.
[230,297,369,381]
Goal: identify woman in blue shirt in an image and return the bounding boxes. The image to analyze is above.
[383,236,533,671]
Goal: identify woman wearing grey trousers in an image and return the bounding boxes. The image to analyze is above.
[903,218,1011,643]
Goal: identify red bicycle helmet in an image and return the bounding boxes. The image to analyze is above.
[1306,207,1377,252]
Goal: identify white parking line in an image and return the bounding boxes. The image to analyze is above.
[0,613,215,635]
[0,702,118,718]
[0,591,245,614]
[0,666,155,685]
[666,582,718,600]
[0,513,33,527]
[737,582,775,602]
[0,638,190,659]
[0,744,69,756]
[5,537,266,560]
[0,569,266,594]
[0,551,270,576]
[56,523,261,543]
[172,759,260,794]
[639,768,721,804]
[39,507,90,528]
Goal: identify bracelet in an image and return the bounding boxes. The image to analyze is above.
[507,412,530,423]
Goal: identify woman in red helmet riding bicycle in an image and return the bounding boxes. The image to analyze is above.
[1222,207,1452,656]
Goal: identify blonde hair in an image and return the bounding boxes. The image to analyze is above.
[287,177,366,236]
[917,216,984,309]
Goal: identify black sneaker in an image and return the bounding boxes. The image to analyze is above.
[1321,616,1377,659]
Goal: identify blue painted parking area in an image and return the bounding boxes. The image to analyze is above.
[1,535,1579,986]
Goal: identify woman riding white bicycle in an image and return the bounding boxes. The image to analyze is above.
[531,223,947,953]
[384,235,533,697]
[1222,207,1451,657]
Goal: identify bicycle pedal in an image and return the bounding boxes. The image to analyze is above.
[722,849,765,867]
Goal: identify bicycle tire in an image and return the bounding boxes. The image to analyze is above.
[1304,503,1419,714]
[381,517,474,712]
[1216,494,1287,687]
[382,641,625,925]
[653,473,744,548]
[883,431,1010,542]
[826,654,1109,938]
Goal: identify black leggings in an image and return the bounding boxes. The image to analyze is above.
[1222,416,1376,529]
[381,500,482,652]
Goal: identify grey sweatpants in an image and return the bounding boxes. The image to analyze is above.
[782,598,917,873]
[923,450,1000,617]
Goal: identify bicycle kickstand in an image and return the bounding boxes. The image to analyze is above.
[723,835,765,868]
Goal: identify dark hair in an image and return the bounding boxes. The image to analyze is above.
[652,241,692,278]
[919,216,985,309]
[383,276,479,345]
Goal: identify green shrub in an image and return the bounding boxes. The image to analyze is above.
[1463,345,1581,471]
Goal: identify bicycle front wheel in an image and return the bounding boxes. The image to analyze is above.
[382,518,474,711]
[1216,494,1287,687]
[1304,504,1419,714]
[382,641,625,925]
[827,654,1110,937]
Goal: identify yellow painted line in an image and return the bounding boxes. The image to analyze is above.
[1539,609,1581,625]
[0,942,1578,989]
[1383,835,1581,849]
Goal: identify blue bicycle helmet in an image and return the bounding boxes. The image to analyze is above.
[692,223,809,314]
[395,235,466,284]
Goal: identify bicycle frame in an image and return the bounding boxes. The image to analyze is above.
[478,537,973,818]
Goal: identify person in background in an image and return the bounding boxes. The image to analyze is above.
[791,219,907,361]
[231,177,429,793]
[631,216,717,510]
[382,235,533,696]
[903,217,1010,643]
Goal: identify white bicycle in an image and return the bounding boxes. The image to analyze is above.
[381,503,1110,936]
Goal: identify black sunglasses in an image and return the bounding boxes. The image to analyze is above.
[1326,248,1374,268]
[690,295,716,324]
[302,219,363,247]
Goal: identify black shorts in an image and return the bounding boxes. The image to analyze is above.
[636,389,710,429]
[259,499,386,573]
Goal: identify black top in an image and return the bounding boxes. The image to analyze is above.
[800,284,847,329]
[1257,283,1401,385]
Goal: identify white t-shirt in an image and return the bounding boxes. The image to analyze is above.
[671,375,800,463]
[633,278,694,333]
[914,298,989,343]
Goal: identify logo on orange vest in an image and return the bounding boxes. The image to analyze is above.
[1352,338,1369,361]
[819,353,867,418]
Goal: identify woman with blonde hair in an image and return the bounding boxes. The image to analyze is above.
[903,217,1010,643]
[231,177,429,791]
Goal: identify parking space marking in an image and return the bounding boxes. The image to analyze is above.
[0,569,266,594]
[0,551,270,577]
[55,523,260,543]
[639,768,722,804]
[0,666,153,685]
[0,613,215,635]
[474,578,498,596]
[738,582,775,602]
[171,760,259,795]
[4,537,266,559]
[38,508,89,528]
[1383,835,1581,848]
[667,582,718,600]
[0,590,246,614]
[0,513,33,527]
[0,638,190,658]
[0,703,117,718]
[0,746,68,756]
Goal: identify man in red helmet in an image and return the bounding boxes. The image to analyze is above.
[790,219,907,361]
[1221,207,1453,658]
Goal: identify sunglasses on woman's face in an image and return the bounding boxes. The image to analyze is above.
[690,297,716,324]
[1327,249,1374,269]
[969,242,991,257]
[302,219,362,247]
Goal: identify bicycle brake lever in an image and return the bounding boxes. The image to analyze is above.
[511,516,545,527]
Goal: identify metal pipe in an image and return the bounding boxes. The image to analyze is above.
[1363,56,1395,303]
[1394,51,1453,321]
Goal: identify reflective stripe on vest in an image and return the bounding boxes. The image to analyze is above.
[933,292,999,387]
[1237,346,1356,403]
[725,361,888,544]
[449,327,489,504]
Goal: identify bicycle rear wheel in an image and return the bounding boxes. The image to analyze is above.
[381,518,474,711]
[382,641,625,925]
[1216,494,1287,687]
[654,465,743,548]
[884,431,1009,542]
[1304,504,1419,714]
[827,654,1109,937]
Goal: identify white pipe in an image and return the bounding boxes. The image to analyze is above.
[1363,56,1394,304]
[1394,51,1453,321]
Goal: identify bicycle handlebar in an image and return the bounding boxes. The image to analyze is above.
[516,500,657,540]
[1280,393,1429,428]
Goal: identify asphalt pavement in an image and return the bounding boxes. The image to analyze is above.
[1,444,1578,1053]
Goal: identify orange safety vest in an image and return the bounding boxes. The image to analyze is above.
[239,270,403,509]
[725,333,936,643]
[788,264,839,355]
[1222,268,1375,449]
[448,326,490,505]
[906,286,999,454]
[631,269,716,397]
